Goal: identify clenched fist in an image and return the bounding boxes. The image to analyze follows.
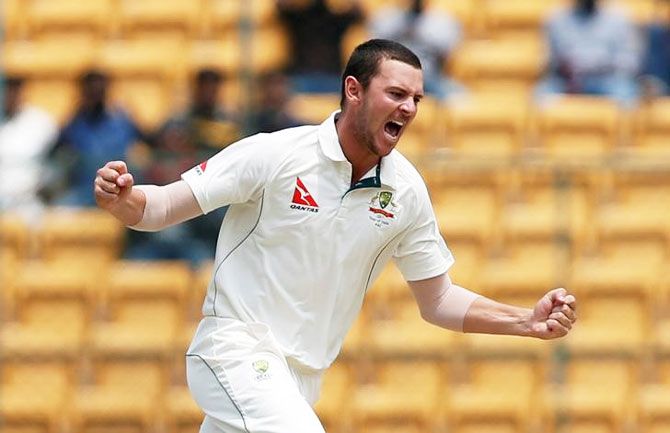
[94,160,135,210]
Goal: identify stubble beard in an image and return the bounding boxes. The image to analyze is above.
[354,100,383,158]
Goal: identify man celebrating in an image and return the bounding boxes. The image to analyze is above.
[94,39,577,433]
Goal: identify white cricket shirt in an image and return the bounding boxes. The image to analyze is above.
[182,112,454,371]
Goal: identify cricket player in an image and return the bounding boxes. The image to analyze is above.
[94,39,577,433]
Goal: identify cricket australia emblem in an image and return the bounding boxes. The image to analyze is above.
[252,359,271,381]
[368,191,399,229]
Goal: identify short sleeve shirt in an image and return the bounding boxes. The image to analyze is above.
[182,112,453,370]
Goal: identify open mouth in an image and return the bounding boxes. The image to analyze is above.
[384,120,403,139]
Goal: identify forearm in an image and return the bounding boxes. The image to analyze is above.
[462,297,533,337]
[128,182,203,232]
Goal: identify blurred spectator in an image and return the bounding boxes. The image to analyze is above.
[145,68,240,185]
[639,6,670,98]
[126,68,241,265]
[48,69,146,206]
[250,70,306,133]
[0,75,58,221]
[368,0,465,100]
[536,0,642,107]
[277,0,363,93]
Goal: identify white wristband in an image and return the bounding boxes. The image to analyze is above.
[128,184,169,232]
[441,283,480,332]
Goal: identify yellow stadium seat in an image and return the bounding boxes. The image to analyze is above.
[629,97,670,158]
[207,0,278,35]
[639,385,670,433]
[287,93,341,125]
[118,0,203,38]
[1,261,96,358]
[365,262,408,316]
[448,425,522,433]
[37,207,125,263]
[367,300,457,357]
[189,25,290,76]
[351,359,444,431]
[0,360,73,433]
[6,260,97,317]
[341,23,369,63]
[638,359,670,433]
[431,170,503,247]
[1,38,99,79]
[340,311,368,356]
[448,38,546,97]
[533,95,622,161]
[23,78,79,123]
[596,199,670,249]
[26,0,113,40]
[443,93,530,158]
[242,25,292,74]
[1,299,88,359]
[314,362,354,432]
[425,0,476,35]
[443,355,545,433]
[190,260,214,320]
[103,260,192,303]
[500,169,593,248]
[478,243,565,302]
[544,356,638,433]
[70,358,166,433]
[483,0,567,39]
[404,95,442,154]
[188,37,244,78]
[354,423,428,433]
[98,38,185,79]
[165,385,204,433]
[110,76,175,130]
[655,268,670,352]
[442,238,484,290]
[90,260,192,358]
[0,213,31,261]
[358,0,409,17]
[565,247,656,355]
[3,0,27,40]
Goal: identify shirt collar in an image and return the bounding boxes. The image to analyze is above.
[318,111,397,190]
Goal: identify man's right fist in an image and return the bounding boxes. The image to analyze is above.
[94,160,135,209]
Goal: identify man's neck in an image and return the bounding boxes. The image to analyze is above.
[335,112,381,185]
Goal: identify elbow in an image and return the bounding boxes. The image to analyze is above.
[418,305,440,326]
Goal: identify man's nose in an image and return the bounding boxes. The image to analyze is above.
[400,98,417,116]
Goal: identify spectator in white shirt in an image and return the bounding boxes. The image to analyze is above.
[0,75,58,221]
[536,0,642,108]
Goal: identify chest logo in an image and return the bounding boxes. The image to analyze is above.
[368,191,398,227]
[290,177,319,213]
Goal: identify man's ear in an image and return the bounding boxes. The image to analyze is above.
[343,76,363,106]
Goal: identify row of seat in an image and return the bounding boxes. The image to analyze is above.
[292,93,670,160]
[1,252,669,360]
[2,353,669,433]
[3,167,669,262]
[4,0,279,41]
[4,0,666,41]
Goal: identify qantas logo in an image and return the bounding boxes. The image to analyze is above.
[195,160,208,176]
[290,177,319,213]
